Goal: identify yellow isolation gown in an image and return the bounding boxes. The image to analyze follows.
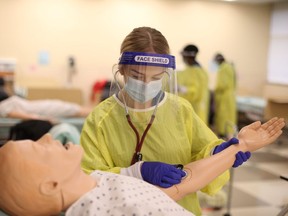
[81,93,229,216]
[214,62,237,136]
[177,66,210,125]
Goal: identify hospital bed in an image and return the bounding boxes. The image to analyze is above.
[0,86,86,143]
[237,95,288,131]
[236,96,267,121]
[0,117,86,145]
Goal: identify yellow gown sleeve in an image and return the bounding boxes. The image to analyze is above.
[80,106,121,174]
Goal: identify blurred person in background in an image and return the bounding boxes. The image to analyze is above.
[213,53,237,139]
[177,44,209,125]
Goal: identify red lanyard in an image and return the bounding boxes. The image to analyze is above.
[127,114,155,165]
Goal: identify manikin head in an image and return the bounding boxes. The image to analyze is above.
[0,134,93,216]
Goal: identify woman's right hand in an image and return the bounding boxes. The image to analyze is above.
[141,162,186,188]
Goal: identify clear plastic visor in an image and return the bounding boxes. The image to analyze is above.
[110,52,179,123]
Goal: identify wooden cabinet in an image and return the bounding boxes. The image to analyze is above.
[26,87,84,105]
[264,84,288,123]
[264,99,288,123]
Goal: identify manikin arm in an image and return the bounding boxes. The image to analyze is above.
[7,108,91,120]
[161,117,285,200]
[7,111,44,120]
[7,111,60,124]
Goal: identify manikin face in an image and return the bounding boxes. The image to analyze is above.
[7,133,83,179]
[0,134,85,215]
[0,134,96,215]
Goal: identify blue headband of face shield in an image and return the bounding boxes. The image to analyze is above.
[119,52,176,69]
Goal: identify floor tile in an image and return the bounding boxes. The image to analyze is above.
[248,151,288,163]
[234,179,288,207]
[254,162,288,177]
[223,185,269,208]
[232,165,278,182]
[200,129,288,216]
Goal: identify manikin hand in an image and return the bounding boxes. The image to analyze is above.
[238,117,285,152]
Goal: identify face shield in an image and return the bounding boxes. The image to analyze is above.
[111,51,177,107]
[110,51,178,124]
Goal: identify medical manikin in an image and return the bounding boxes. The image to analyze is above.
[0,117,285,216]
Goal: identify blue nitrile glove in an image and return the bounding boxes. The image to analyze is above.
[213,137,251,168]
[233,151,251,168]
[141,162,186,188]
[213,137,240,154]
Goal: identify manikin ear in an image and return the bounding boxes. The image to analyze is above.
[39,179,61,196]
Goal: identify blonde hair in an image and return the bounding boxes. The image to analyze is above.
[120,27,170,54]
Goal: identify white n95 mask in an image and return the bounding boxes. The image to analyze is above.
[124,77,162,103]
